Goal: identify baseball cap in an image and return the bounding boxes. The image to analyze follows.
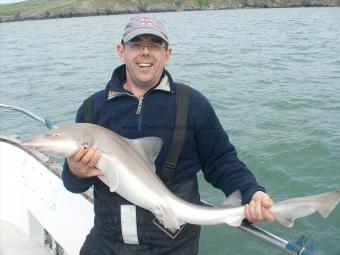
[122,15,169,44]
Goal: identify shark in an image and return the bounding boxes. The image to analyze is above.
[21,123,340,231]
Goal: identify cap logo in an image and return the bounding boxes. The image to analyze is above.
[140,18,152,26]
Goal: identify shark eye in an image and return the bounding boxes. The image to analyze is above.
[45,133,59,138]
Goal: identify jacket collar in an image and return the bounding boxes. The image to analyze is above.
[107,64,174,100]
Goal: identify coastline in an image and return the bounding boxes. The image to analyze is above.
[1,0,339,23]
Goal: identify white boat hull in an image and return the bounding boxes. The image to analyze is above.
[0,137,94,255]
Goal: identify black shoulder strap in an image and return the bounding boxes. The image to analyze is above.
[82,84,190,186]
[162,83,190,186]
[83,96,92,123]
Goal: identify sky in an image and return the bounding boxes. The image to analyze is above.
[0,0,27,4]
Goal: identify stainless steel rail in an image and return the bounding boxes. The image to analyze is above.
[0,104,57,130]
[200,200,314,255]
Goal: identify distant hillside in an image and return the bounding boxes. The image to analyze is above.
[1,0,339,23]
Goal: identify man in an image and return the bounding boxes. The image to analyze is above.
[62,15,274,255]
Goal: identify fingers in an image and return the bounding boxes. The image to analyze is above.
[67,146,102,178]
[72,146,88,161]
[245,200,264,222]
[262,207,275,222]
[88,149,102,168]
[81,167,104,178]
[255,199,264,221]
[81,146,99,165]
[261,195,274,209]
[245,192,275,223]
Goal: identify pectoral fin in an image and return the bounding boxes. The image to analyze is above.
[96,154,119,192]
[105,168,119,192]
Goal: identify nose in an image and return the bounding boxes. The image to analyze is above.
[141,45,151,55]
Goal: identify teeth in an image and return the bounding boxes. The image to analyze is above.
[138,63,152,67]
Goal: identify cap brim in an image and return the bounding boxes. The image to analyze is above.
[123,28,168,43]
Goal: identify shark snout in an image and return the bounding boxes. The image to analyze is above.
[21,132,80,159]
[21,138,45,150]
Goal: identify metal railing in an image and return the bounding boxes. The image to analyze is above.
[200,199,314,255]
[0,104,57,130]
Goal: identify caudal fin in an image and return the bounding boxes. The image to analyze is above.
[316,190,340,217]
[271,190,340,228]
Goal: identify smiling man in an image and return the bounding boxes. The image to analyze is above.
[62,15,274,255]
[118,37,172,98]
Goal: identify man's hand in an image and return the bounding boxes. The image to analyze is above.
[67,146,104,178]
[245,191,275,223]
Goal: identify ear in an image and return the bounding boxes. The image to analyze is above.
[117,44,126,63]
[164,47,172,65]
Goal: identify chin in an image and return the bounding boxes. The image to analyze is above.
[138,73,158,83]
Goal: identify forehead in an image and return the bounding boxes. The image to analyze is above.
[129,35,164,44]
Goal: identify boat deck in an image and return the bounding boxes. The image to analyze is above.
[0,221,53,255]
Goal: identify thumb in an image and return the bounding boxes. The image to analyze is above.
[253,191,274,208]
[262,195,274,208]
[88,168,104,177]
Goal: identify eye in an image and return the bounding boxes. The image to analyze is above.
[128,43,142,50]
[45,133,59,138]
[149,44,162,50]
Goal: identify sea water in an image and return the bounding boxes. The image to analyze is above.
[1,7,339,255]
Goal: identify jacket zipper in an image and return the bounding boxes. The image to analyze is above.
[136,97,143,115]
[136,97,143,131]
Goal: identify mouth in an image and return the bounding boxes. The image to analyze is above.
[137,62,153,69]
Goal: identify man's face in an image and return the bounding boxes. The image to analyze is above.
[117,35,172,89]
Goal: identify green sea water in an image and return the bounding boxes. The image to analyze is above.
[1,7,339,255]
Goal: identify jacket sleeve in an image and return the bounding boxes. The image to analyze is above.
[195,99,265,204]
[62,103,95,193]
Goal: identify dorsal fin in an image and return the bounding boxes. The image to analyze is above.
[220,190,242,208]
[129,137,163,172]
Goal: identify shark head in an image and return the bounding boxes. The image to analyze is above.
[21,126,90,158]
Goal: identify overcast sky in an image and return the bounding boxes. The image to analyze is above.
[0,0,26,4]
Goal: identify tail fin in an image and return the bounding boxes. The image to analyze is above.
[317,190,340,217]
[271,190,340,228]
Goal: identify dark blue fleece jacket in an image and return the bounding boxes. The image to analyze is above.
[62,65,264,204]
